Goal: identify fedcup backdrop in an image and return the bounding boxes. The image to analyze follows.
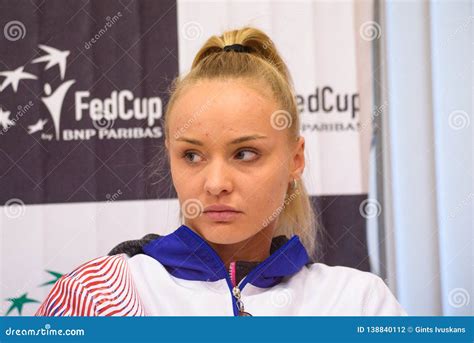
[0,0,376,315]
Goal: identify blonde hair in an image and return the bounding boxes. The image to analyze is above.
[162,26,319,262]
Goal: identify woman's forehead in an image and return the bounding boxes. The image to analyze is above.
[169,79,279,137]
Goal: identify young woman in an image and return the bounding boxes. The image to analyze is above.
[36,27,407,316]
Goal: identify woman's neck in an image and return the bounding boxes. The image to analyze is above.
[207,224,275,270]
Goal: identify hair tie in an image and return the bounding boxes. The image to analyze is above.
[223,44,251,53]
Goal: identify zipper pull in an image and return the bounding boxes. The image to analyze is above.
[229,261,236,287]
[232,286,252,316]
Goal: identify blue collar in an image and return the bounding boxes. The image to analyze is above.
[142,224,309,288]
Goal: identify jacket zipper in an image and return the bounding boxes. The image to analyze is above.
[228,259,272,316]
[183,226,297,316]
[184,228,241,316]
[228,262,250,316]
[229,237,299,315]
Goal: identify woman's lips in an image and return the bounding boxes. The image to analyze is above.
[204,211,242,222]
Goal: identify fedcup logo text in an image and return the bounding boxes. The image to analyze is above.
[0,44,163,142]
[70,90,162,141]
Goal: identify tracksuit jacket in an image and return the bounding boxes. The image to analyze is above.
[35,224,407,316]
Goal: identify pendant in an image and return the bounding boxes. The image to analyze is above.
[233,286,252,316]
[238,311,252,316]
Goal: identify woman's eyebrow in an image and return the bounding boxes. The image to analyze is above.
[175,134,268,146]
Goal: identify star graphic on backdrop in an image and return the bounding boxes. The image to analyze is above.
[39,270,63,286]
[27,119,48,134]
[32,44,70,80]
[0,108,14,130]
[0,66,37,93]
[5,293,40,316]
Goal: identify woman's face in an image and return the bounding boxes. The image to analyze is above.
[166,78,305,245]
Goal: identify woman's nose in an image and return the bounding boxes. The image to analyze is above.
[203,160,233,196]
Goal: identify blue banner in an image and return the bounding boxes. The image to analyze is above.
[0,317,472,342]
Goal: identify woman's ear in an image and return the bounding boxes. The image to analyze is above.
[291,136,305,179]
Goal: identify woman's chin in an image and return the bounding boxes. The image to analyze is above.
[197,225,255,245]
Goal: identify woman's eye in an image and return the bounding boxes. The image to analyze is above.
[182,151,202,163]
[182,149,259,164]
[235,149,259,162]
